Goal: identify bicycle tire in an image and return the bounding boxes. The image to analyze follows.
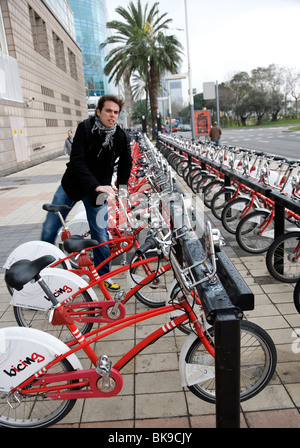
[186,166,202,188]
[210,187,237,220]
[177,160,190,178]
[130,251,173,308]
[185,320,277,403]
[266,231,300,283]
[236,209,274,254]
[0,358,76,428]
[203,180,224,208]
[166,151,179,165]
[170,154,183,170]
[196,175,217,195]
[221,196,254,234]
[190,169,208,193]
[13,290,94,341]
[293,278,300,313]
[182,163,198,184]
[181,163,192,182]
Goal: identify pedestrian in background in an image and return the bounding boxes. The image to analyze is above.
[63,130,73,155]
[209,121,222,145]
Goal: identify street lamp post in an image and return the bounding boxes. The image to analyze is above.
[184,0,195,140]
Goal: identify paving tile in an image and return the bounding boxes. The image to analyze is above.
[244,409,300,428]
[135,391,188,419]
[1,153,300,429]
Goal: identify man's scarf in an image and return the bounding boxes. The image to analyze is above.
[91,116,117,150]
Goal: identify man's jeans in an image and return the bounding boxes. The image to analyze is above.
[41,185,110,276]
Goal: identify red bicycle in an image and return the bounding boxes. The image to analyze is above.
[1,222,277,427]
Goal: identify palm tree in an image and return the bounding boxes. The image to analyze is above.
[100,0,183,132]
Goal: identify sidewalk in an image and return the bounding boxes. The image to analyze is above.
[0,154,299,428]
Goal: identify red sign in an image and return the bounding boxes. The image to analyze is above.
[194,110,211,136]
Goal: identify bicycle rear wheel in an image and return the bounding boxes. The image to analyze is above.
[13,290,94,341]
[266,231,300,283]
[185,320,277,403]
[236,209,274,253]
[0,358,76,428]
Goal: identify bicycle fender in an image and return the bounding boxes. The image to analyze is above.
[0,327,82,392]
[10,267,98,310]
[3,241,72,270]
[56,216,89,245]
[179,332,215,387]
[250,207,272,214]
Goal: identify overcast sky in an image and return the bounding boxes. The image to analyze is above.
[105,0,299,103]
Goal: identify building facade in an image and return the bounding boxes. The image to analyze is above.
[0,0,87,176]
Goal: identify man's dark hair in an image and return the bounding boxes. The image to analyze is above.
[96,95,124,114]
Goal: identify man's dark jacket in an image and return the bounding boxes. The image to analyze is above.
[61,116,132,205]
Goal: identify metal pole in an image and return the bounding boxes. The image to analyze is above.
[184,0,195,140]
[215,313,241,428]
[168,81,172,133]
[216,80,220,126]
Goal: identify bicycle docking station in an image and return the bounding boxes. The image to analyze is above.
[158,134,300,261]
[167,189,254,429]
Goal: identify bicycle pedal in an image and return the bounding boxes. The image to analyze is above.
[114,289,125,301]
[96,355,112,376]
[96,355,115,392]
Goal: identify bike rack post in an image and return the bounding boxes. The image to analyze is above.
[177,233,248,428]
[214,313,241,428]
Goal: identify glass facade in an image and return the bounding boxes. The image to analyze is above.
[68,0,109,97]
[44,0,76,40]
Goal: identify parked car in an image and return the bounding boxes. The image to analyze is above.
[179,124,191,131]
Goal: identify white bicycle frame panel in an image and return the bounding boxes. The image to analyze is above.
[0,327,82,392]
[10,268,98,310]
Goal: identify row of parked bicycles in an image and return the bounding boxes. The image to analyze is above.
[0,135,277,428]
[157,134,300,313]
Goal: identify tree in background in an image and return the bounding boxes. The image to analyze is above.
[100,0,183,134]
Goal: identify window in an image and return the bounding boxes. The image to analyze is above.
[43,102,56,112]
[68,48,77,80]
[53,32,66,72]
[29,6,50,60]
[46,118,58,127]
[41,86,54,97]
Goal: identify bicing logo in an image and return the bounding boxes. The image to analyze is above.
[3,352,46,377]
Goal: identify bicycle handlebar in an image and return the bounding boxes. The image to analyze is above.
[135,235,158,256]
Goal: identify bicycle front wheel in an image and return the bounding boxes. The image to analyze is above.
[185,320,277,403]
[221,196,253,234]
[266,231,300,283]
[236,209,274,253]
[210,187,237,220]
[130,251,173,308]
[0,358,76,428]
[293,278,300,313]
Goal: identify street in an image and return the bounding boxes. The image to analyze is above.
[179,126,300,159]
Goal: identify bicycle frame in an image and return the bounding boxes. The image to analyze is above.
[9,268,212,402]
[7,218,222,404]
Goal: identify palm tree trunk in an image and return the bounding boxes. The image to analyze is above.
[149,58,159,138]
